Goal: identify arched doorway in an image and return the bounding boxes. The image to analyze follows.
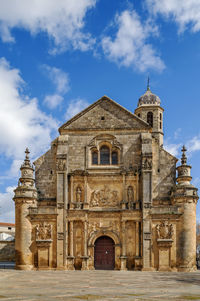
[94,236,115,270]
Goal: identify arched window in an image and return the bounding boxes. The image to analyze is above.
[92,151,98,165]
[147,112,153,127]
[111,151,118,165]
[100,146,110,164]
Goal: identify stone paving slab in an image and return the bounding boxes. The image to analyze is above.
[0,270,200,301]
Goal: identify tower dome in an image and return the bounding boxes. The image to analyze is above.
[134,78,164,146]
[137,87,161,107]
[137,78,161,107]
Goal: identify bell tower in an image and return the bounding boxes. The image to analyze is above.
[134,78,164,146]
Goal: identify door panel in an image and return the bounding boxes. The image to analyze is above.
[94,236,115,270]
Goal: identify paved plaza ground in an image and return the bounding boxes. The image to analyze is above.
[0,269,200,301]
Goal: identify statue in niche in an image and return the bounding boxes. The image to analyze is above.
[127,186,135,209]
[76,186,82,203]
[156,221,174,240]
[127,186,134,202]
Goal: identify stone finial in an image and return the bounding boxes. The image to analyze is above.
[25,147,30,159]
[21,147,32,168]
[181,145,187,165]
[147,76,150,91]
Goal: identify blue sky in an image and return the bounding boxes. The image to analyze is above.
[0,0,200,222]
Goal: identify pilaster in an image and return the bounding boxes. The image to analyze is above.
[141,133,153,271]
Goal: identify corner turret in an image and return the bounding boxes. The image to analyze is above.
[13,148,37,270]
[171,146,198,271]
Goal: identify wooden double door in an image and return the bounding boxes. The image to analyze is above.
[94,236,115,270]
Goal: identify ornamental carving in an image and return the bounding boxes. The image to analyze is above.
[142,157,152,170]
[156,221,174,240]
[56,159,66,171]
[35,222,52,241]
[179,168,189,176]
[90,185,119,207]
[88,220,120,235]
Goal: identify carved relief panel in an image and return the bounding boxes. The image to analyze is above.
[90,185,119,208]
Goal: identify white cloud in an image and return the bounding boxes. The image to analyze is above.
[42,65,70,109]
[164,142,181,157]
[0,57,58,160]
[146,0,200,33]
[101,9,165,72]
[44,94,64,109]
[65,98,90,120]
[42,65,70,94]
[0,186,15,223]
[186,136,200,153]
[0,0,96,51]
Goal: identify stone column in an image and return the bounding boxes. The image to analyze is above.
[70,175,74,209]
[67,221,75,270]
[81,220,89,270]
[135,221,139,257]
[83,174,89,209]
[56,156,66,269]
[141,133,153,271]
[120,220,127,270]
[121,172,127,210]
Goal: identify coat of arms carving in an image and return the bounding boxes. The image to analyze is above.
[156,221,174,240]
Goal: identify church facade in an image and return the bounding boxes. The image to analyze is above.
[13,87,199,271]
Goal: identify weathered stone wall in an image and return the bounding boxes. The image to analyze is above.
[152,144,177,201]
[34,145,57,199]
[0,241,15,261]
[63,99,148,131]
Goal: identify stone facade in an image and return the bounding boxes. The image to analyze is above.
[13,89,199,271]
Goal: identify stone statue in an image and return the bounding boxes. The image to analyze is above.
[127,186,134,202]
[76,186,82,202]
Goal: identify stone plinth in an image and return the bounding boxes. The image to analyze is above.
[157,239,173,271]
[81,256,89,270]
[36,240,52,269]
[120,256,127,270]
[67,256,75,270]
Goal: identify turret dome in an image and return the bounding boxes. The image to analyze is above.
[137,87,161,107]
